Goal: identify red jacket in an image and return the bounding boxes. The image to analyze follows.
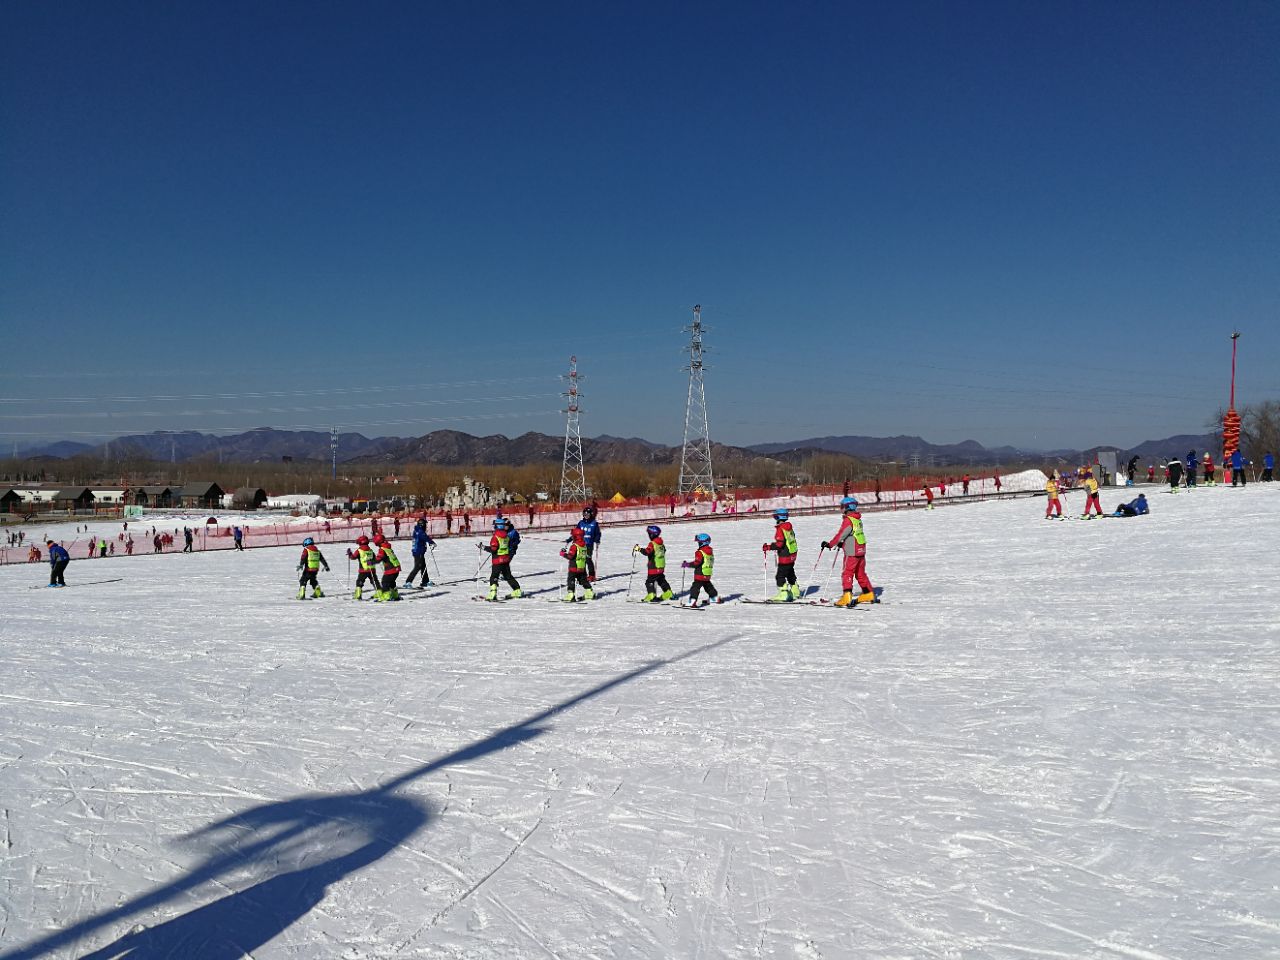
[689,545,714,581]
[486,530,512,565]
[639,536,666,576]
[769,522,797,565]
[828,513,867,557]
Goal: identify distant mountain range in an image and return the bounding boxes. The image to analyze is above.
[11,427,1218,468]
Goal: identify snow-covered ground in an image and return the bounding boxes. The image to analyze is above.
[3,483,1278,959]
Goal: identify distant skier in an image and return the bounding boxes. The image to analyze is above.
[183,527,193,552]
[1185,451,1198,488]
[1044,475,1063,519]
[762,508,801,601]
[681,533,720,606]
[347,535,378,600]
[46,539,69,587]
[561,527,594,602]
[821,496,876,606]
[922,485,934,510]
[1231,448,1247,486]
[480,518,521,601]
[1146,464,1155,484]
[372,534,401,601]
[1167,457,1183,492]
[296,537,330,599]
[1126,456,1139,485]
[962,474,971,496]
[403,518,436,588]
[1263,452,1275,482]
[1081,471,1104,518]
[633,524,673,602]
[1112,494,1149,517]
[576,506,602,580]
[233,526,244,551]
[1202,452,1215,485]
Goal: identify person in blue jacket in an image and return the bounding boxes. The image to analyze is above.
[504,517,521,558]
[1263,452,1274,483]
[1112,493,1149,517]
[46,539,70,586]
[1185,451,1198,488]
[574,506,602,580]
[1231,448,1247,487]
[403,517,436,588]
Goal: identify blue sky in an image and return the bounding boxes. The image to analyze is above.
[2,1,1277,453]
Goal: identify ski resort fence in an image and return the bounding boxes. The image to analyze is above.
[0,471,1050,566]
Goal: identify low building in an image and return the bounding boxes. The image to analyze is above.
[91,487,128,505]
[176,482,226,510]
[230,487,268,511]
[52,488,96,511]
[132,486,175,508]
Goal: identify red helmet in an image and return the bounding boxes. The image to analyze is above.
[357,536,369,546]
[373,534,387,545]
[570,527,585,541]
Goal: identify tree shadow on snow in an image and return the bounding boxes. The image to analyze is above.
[2,636,740,960]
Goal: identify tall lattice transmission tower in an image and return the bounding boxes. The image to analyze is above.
[558,356,589,503]
[678,305,716,495]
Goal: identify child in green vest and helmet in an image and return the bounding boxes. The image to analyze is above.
[681,533,721,606]
[561,526,594,601]
[633,524,673,602]
[347,535,378,600]
[296,537,331,599]
[763,508,801,601]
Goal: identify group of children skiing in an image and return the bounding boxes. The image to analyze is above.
[283,498,880,607]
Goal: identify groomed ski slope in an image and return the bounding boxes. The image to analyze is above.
[2,484,1278,959]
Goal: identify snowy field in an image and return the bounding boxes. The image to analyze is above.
[2,483,1279,959]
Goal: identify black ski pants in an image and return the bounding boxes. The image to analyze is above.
[689,579,718,603]
[566,570,590,593]
[1233,469,1247,487]
[405,552,427,585]
[50,559,68,586]
[775,564,798,588]
[645,573,671,595]
[490,562,519,591]
[299,569,321,590]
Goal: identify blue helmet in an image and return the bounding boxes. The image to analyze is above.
[493,519,505,530]
[841,496,859,511]
[773,508,789,522]
[695,533,711,544]
[303,537,314,546]
[646,525,661,538]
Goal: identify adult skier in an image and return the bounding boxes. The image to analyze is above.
[681,533,720,606]
[575,506,602,579]
[403,518,436,588]
[372,533,401,601]
[762,508,801,601]
[1231,448,1247,486]
[504,517,522,558]
[1185,451,1198,488]
[1167,456,1183,492]
[481,518,522,600]
[820,496,876,607]
[296,537,330,599]
[347,535,378,600]
[1112,493,1149,517]
[633,524,673,602]
[46,539,69,587]
[561,526,594,602]
[1263,452,1275,482]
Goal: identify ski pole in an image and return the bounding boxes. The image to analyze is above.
[679,563,687,600]
[471,546,487,581]
[800,547,825,598]
[346,554,351,593]
[429,544,442,583]
[762,549,771,599]
[626,548,638,599]
[815,548,839,599]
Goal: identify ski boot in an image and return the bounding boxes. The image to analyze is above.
[486,584,498,601]
[388,588,401,601]
[562,592,578,602]
[297,586,307,600]
[771,587,792,602]
[583,588,595,600]
[353,587,363,600]
[509,588,522,598]
[661,590,674,600]
[854,590,877,605]
[640,592,658,603]
[789,583,803,600]
[834,591,854,607]
[313,587,324,598]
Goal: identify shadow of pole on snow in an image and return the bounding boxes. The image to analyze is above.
[2,635,741,960]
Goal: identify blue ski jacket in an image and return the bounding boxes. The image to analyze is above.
[48,543,69,563]
[411,526,434,556]
[1231,450,1245,470]
[576,518,602,546]
[1266,454,1275,470]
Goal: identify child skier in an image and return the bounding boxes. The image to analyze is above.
[633,524,673,602]
[561,526,594,601]
[347,535,378,600]
[681,533,720,606]
[821,496,876,607]
[762,508,801,601]
[372,533,401,601]
[481,518,521,600]
[404,518,436,588]
[296,537,330,599]
[1202,451,1215,485]
[46,539,69,587]
[1044,475,1063,519]
[1081,471,1103,517]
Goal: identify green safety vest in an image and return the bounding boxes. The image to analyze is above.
[651,541,666,570]
[356,546,376,571]
[849,516,866,547]
[380,544,399,568]
[779,524,797,555]
[305,546,322,570]
[567,542,587,569]
[697,547,714,577]
[493,532,510,558]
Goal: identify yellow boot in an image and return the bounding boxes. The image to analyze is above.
[834,591,854,607]
[855,590,877,604]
